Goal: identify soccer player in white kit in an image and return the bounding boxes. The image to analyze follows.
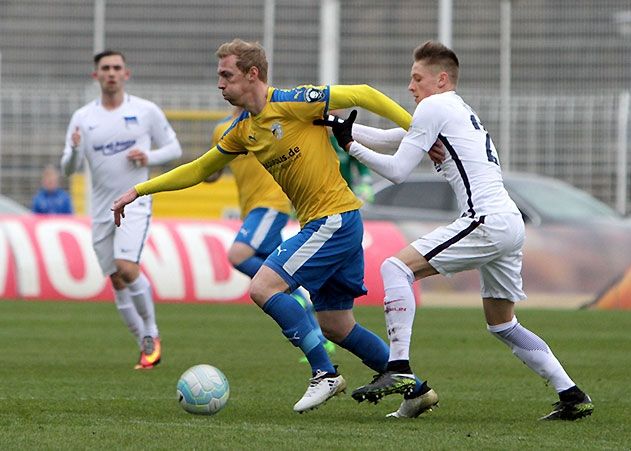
[321,41,593,421]
[60,50,182,369]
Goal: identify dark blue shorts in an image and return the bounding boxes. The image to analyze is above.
[264,210,367,312]
[234,207,290,257]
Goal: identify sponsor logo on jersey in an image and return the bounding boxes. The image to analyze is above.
[271,122,283,140]
[93,139,137,156]
[305,87,325,103]
[262,146,301,170]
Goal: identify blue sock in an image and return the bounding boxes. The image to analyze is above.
[234,255,265,278]
[262,293,335,374]
[290,288,328,346]
[407,376,428,399]
[339,323,389,372]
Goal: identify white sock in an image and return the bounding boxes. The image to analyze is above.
[488,317,575,392]
[114,288,143,347]
[381,257,416,362]
[127,273,159,338]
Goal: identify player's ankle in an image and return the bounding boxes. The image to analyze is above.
[386,360,413,373]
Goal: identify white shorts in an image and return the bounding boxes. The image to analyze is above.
[92,212,151,276]
[411,213,527,302]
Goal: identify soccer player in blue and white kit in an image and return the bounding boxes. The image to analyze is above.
[61,50,182,369]
[326,41,593,421]
[113,38,424,413]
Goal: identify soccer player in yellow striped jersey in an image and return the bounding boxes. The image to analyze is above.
[113,38,413,413]
[211,109,335,359]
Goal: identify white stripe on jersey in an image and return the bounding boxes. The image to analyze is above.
[401,91,520,219]
[61,94,178,222]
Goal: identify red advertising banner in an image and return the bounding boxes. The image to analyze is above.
[0,215,416,305]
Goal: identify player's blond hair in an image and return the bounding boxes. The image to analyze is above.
[413,40,459,85]
[216,39,268,83]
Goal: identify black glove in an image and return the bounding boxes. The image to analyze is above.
[313,110,357,150]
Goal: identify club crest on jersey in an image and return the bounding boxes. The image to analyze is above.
[271,122,283,140]
[305,87,325,103]
[124,116,138,127]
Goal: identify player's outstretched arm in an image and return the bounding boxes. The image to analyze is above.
[135,146,235,195]
[112,146,236,225]
[315,111,446,176]
[328,85,412,130]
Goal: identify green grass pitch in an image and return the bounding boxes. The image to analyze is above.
[0,300,629,450]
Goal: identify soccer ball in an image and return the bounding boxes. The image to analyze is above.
[176,364,230,415]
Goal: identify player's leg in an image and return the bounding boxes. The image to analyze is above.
[481,213,592,420]
[258,212,369,412]
[110,272,143,347]
[485,299,593,420]
[353,216,496,411]
[229,208,283,278]
[92,221,143,349]
[310,241,389,374]
[232,208,334,357]
[251,265,335,374]
[350,245,437,410]
[113,213,160,369]
[293,291,336,361]
[250,265,344,413]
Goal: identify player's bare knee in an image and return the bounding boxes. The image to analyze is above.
[318,311,355,343]
[319,323,344,343]
[109,272,126,290]
[228,242,254,268]
[317,321,338,342]
[114,260,140,284]
[248,277,268,307]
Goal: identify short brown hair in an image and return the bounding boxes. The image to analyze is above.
[413,41,459,84]
[94,50,126,66]
[216,39,268,83]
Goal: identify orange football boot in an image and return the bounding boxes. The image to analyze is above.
[134,336,161,370]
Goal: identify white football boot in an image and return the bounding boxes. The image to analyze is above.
[293,369,347,413]
[386,388,439,418]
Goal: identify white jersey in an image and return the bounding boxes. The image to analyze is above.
[401,91,519,219]
[61,94,180,222]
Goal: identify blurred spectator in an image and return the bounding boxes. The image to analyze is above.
[31,164,73,214]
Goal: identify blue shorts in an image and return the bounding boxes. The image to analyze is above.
[234,207,290,257]
[264,210,367,312]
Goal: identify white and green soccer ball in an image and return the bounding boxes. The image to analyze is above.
[176,364,230,415]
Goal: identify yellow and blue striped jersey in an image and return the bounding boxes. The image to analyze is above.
[217,86,360,225]
[212,114,291,219]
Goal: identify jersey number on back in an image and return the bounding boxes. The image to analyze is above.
[470,115,499,166]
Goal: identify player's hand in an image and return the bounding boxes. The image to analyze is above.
[428,139,446,164]
[313,110,357,151]
[112,188,139,227]
[127,148,148,167]
[71,126,81,149]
